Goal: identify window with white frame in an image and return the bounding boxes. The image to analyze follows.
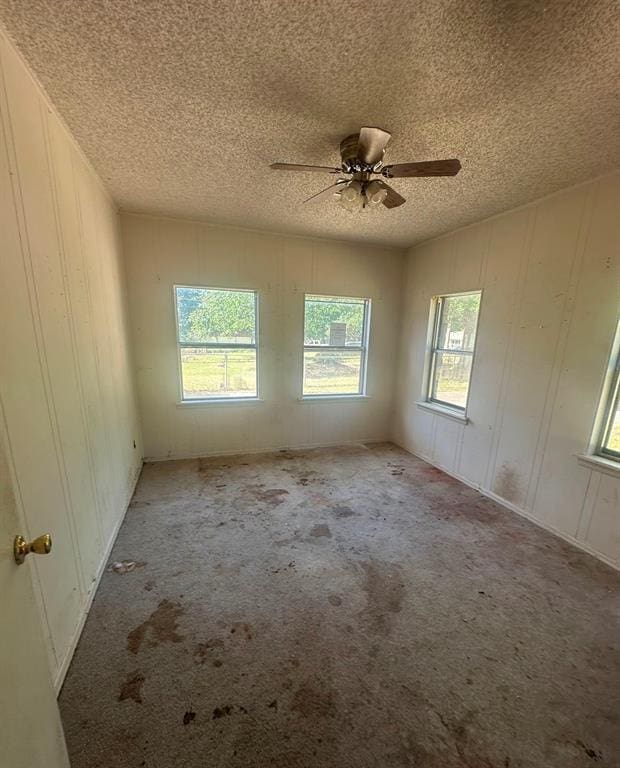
[174,286,258,401]
[592,319,620,461]
[303,294,371,397]
[425,291,481,411]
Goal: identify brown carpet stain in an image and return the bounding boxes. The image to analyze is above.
[198,457,231,473]
[271,561,296,573]
[412,463,446,482]
[293,470,319,486]
[331,504,357,518]
[127,599,184,654]
[328,594,342,606]
[291,683,336,719]
[230,622,254,639]
[576,740,603,761]
[194,638,225,664]
[118,672,145,704]
[429,497,500,525]
[452,713,497,768]
[310,523,332,538]
[246,485,290,505]
[212,705,233,719]
[183,710,196,725]
[360,560,406,634]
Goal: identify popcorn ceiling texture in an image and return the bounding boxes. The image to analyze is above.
[0,0,618,248]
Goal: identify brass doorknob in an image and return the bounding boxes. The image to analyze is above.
[14,534,52,565]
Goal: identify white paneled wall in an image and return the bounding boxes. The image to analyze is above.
[393,173,620,568]
[122,213,403,460]
[0,30,142,687]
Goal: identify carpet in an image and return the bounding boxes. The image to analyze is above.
[59,443,620,767]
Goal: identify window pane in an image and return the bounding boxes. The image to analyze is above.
[431,352,473,409]
[437,293,481,351]
[602,388,620,454]
[303,349,362,395]
[304,295,366,346]
[180,348,256,399]
[176,287,256,344]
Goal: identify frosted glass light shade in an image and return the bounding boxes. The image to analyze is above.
[339,181,363,211]
[365,180,387,207]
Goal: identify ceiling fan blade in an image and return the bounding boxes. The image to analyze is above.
[271,163,340,173]
[357,127,391,165]
[383,159,461,178]
[378,181,406,209]
[302,180,347,204]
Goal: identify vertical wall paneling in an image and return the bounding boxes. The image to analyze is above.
[122,213,404,460]
[394,173,620,568]
[0,30,142,687]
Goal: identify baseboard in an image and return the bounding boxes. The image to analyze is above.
[143,437,390,463]
[54,459,143,693]
[394,441,619,572]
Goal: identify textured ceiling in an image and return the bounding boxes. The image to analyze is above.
[0,1,619,248]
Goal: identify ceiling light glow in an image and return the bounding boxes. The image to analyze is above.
[338,181,364,211]
[365,180,387,207]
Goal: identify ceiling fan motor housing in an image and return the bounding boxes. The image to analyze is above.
[339,133,385,176]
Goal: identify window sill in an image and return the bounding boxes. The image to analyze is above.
[416,400,469,424]
[298,394,370,403]
[177,397,263,407]
[575,453,620,478]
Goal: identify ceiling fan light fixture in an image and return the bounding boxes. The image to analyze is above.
[338,181,363,211]
[271,126,461,212]
[365,180,388,207]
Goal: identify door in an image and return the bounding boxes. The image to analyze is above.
[0,419,70,768]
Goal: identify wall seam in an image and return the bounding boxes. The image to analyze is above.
[41,102,105,560]
[484,206,538,490]
[92,195,126,517]
[116,211,144,460]
[525,183,597,521]
[30,99,87,595]
[70,151,115,529]
[48,111,103,551]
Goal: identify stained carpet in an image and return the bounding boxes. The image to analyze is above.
[59,443,620,767]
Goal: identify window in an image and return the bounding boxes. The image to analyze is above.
[174,286,258,401]
[425,291,481,411]
[303,294,371,397]
[593,320,620,461]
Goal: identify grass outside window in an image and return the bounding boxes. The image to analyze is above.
[302,294,371,397]
[175,286,258,401]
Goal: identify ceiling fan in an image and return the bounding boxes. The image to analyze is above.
[270,127,461,211]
